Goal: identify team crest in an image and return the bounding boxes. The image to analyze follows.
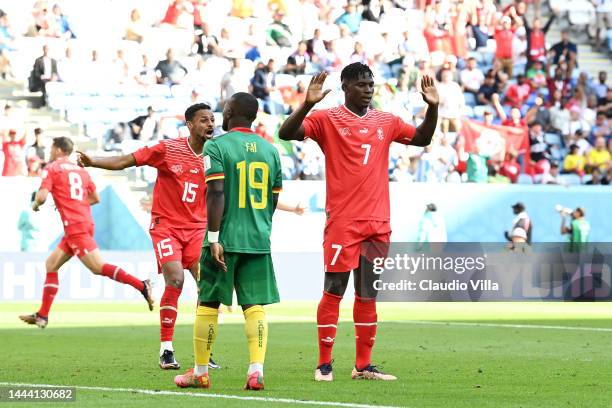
[170,164,183,175]
[377,127,384,140]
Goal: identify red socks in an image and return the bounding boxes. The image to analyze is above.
[354,295,377,370]
[317,291,342,366]
[37,272,59,318]
[101,264,144,292]
[160,285,181,342]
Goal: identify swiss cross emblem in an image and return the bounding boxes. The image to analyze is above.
[377,127,384,140]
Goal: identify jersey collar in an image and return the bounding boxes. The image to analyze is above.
[229,127,255,134]
[185,137,203,158]
[341,104,370,119]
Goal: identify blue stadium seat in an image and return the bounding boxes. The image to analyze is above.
[517,174,533,184]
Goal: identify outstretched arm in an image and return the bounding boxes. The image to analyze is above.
[410,75,439,147]
[278,72,330,141]
[77,151,136,170]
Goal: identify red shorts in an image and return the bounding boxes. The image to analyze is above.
[323,219,391,272]
[58,224,98,258]
[149,226,206,273]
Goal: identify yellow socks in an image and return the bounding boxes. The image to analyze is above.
[244,305,267,371]
[193,306,218,374]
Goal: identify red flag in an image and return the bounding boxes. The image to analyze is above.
[461,119,529,160]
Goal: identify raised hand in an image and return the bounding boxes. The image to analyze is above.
[305,72,331,105]
[76,151,92,167]
[420,75,439,106]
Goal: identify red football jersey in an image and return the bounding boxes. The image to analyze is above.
[303,106,416,221]
[40,157,96,234]
[133,137,206,229]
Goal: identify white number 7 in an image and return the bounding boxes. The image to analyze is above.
[330,244,343,266]
[361,144,371,165]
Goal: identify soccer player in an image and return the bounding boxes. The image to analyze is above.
[78,103,215,370]
[174,92,282,390]
[19,137,154,329]
[278,63,439,381]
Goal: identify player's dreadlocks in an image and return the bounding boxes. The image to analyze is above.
[340,62,373,83]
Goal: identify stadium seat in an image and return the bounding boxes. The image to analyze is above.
[517,174,534,184]
[544,133,562,146]
[560,174,582,186]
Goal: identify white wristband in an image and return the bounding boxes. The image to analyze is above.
[208,231,219,243]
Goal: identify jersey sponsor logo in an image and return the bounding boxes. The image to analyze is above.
[190,168,199,174]
[170,164,183,175]
[377,127,384,140]
[203,155,211,171]
[339,127,351,136]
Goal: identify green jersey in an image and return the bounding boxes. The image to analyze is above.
[203,128,282,253]
[568,218,590,252]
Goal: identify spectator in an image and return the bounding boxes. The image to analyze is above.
[594,71,608,105]
[549,29,578,74]
[432,134,458,182]
[307,28,327,59]
[522,11,556,63]
[0,12,16,51]
[216,28,242,58]
[128,106,158,141]
[284,41,310,75]
[460,57,484,100]
[51,4,75,39]
[29,45,58,106]
[466,144,489,183]
[155,48,188,85]
[26,127,46,165]
[499,151,521,183]
[220,58,251,106]
[160,0,195,29]
[477,72,499,106]
[541,161,563,184]
[562,144,585,175]
[488,163,511,183]
[565,107,592,139]
[134,54,157,86]
[546,66,571,99]
[525,94,551,128]
[250,59,279,114]
[267,11,292,47]
[2,129,25,176]
[586,167,603,184]
[586,136,611,172]
[601,167,612,185]
[125,9,145,43]
[335,2,362,34]
[591,112,610,141]
[528,122,550,163]
[438,68,465,135]
[504,74,532,109]
[597,88,612,118]
[194,22,219,56]
[112,49,130,84]
[0,48,12,79]
[349,41,368,65]
[526,59,547,88]
[494,16,517,77]
[570,129,592,156]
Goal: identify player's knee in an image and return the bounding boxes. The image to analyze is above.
[164,273,184,289]
[45,259,56,272]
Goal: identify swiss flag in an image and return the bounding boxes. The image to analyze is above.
[461,119,530,162]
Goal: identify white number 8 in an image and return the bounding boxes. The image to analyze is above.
[68,172,84,201]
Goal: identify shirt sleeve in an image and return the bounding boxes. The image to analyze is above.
[203,140,224,183]
[392,114,417,145]
[302,109,327,143]
[272,148,283,194]
[132,141,166,168]
[40,166,54,191]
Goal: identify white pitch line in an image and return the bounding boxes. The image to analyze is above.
[0,382,402,408]
[390,320,612,332]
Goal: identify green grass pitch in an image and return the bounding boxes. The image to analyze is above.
[2,302,612,407]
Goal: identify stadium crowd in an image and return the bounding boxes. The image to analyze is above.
[0,0,610,184]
